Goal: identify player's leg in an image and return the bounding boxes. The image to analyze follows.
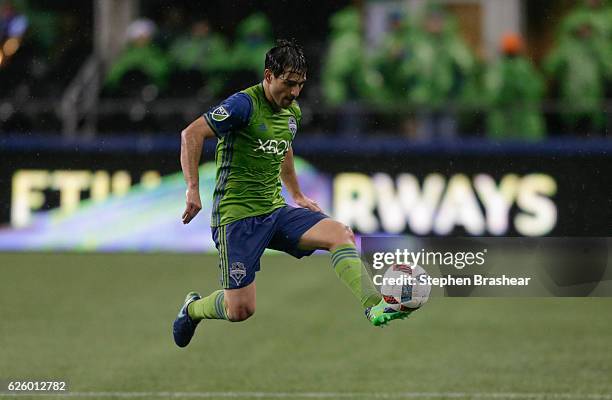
[173,220,264,347]
[185,281,256,322]
[188,221,260,321]
[296,216,412,327]
[187,279,256,323]
[187,290,227,321]
[223,281,256,322]
[297,218,381,308]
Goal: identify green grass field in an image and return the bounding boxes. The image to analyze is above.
[1,253,611,400]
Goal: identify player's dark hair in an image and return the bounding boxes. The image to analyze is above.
[265,39,307,77]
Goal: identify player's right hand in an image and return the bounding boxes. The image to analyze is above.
[182,188,202,224]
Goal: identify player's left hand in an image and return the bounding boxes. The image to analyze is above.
[294,194,321,213]
[182,188,202,224]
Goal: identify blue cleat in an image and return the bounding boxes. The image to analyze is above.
[172,291,202,347]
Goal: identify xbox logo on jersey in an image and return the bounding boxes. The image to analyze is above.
[254,138,290,155]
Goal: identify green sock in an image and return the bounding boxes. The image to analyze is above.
[331,244,382,308]
[187,290,227,321]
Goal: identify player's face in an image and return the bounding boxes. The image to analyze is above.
[266,69,307,109]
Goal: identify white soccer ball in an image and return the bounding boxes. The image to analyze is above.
[380,263,432,311]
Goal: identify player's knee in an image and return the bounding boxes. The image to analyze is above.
[344,226,356,244]
[227,303,255,322]
[233,306,255,322]
[329,223,355,248]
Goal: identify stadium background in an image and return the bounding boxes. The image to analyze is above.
[0,0,611,399]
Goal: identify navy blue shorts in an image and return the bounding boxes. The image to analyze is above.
[211,206,328,289]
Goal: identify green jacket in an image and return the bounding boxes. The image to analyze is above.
[545,34,607,126]
[231,13,274,74]
[169,33,229,73]
[372,23,418,104]
[484,56,545,141]
[105,44,170,90]
[322,7,380,106]
[558,6,612,81]
[403,26,475,108]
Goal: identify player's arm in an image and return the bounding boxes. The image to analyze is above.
[180,93,252,224]
[180,116,215,224]
[280,148,321,212]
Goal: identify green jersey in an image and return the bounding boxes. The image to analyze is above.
[204,84,301,227]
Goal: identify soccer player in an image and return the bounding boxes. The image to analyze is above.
[173,39,410,347]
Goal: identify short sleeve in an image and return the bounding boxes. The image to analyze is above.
[204,92,252,138]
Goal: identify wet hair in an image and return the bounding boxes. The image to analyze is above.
[264,39,307,77]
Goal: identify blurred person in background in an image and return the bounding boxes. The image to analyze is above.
[104,18,170,95]
[168,19,229,97]
[371,10,416,104]
[545,12,611,135]
[321,6,380,135]
[231,13,273,78]
[405,4,475,139]
[484,33,545,141]
[562,0,612,41]
[322,6,379,106]
[559,0,612,84]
